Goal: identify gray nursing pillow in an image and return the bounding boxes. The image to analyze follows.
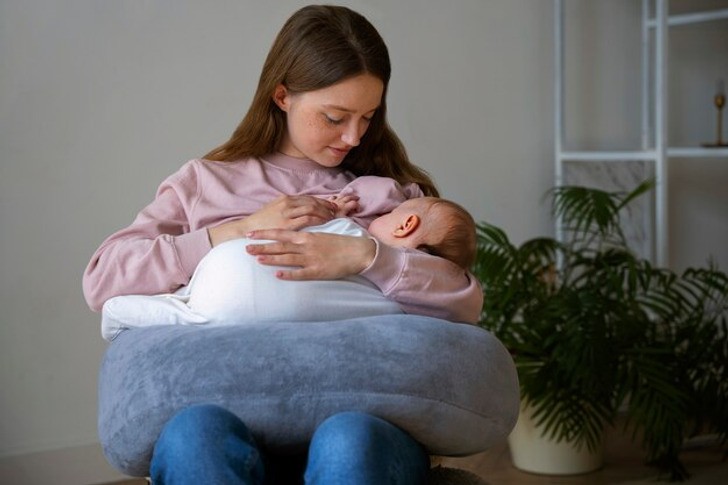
[98,315,519,477]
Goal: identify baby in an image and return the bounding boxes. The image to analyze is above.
[101,187,476,340]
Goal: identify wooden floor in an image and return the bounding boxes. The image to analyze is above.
[439,429,727,484]
[105,428,727,484]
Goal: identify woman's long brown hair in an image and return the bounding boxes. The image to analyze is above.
[203,5,438,196]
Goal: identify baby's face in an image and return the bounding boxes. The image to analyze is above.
[368,198,432,247]
[367,211,398,245]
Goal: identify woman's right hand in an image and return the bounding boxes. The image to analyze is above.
[208,195,338,247]
[245,229,376,281]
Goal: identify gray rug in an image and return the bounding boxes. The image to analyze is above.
[428,466,490,485]
[619,464,728,485]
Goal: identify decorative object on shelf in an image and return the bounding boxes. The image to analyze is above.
[702,78,728,148]
[472,181,728,481]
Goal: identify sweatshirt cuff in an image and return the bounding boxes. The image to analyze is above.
[172,228,212,278]
[359,238,406,294]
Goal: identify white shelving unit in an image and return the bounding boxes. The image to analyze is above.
[554,0,728,267]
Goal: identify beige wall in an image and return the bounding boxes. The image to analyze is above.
[0,0,725,481]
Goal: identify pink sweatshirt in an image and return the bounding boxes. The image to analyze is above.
[82,152,483,323]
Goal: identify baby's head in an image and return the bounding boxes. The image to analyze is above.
[368,197,476,270]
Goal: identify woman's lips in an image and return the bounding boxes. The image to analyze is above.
[329,146,350,157]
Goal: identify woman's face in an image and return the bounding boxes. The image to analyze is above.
[274,73,384,167]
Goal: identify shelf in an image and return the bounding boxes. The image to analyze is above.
[559,147,728,162]
[555,0,727,267]
[668,147,728,157]
[558,151,657,162]
[646,8,728,28]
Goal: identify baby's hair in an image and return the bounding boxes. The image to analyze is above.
[419,199,476,270]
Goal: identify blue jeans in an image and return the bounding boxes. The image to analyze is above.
[150,404,430,485]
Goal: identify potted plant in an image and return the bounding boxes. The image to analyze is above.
[472,181,727,481]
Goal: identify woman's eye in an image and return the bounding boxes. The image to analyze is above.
[324,115,344,125]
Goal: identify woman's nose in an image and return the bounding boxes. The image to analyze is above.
[341,122,363,147]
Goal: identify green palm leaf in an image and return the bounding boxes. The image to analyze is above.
[474,180,727,481]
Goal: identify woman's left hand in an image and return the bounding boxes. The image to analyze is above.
[245,229,376,280]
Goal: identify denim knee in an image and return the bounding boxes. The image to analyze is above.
[312,411,391,449]
[155,404,255,454]
[305,411,429,485]
[151,404,264,485]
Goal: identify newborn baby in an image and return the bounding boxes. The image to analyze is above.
[101,181,475,340]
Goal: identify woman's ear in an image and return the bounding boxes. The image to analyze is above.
[392,214,420,238]
[272,84,290,112]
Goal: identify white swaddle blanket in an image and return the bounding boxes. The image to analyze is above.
[101,219,403,340]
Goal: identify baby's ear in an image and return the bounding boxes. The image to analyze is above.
[393,214,420,238]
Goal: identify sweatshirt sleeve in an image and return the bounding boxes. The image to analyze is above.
[82,161,212,312]
[339,176,425,226]
[360,239,484,324]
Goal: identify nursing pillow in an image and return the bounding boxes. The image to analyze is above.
[98,315,519,477]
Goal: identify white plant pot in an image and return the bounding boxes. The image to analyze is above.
[507,404,604,475]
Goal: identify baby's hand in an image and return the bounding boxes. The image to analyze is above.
[329,194,359,217]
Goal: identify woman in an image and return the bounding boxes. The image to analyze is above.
[84,4,482,484]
